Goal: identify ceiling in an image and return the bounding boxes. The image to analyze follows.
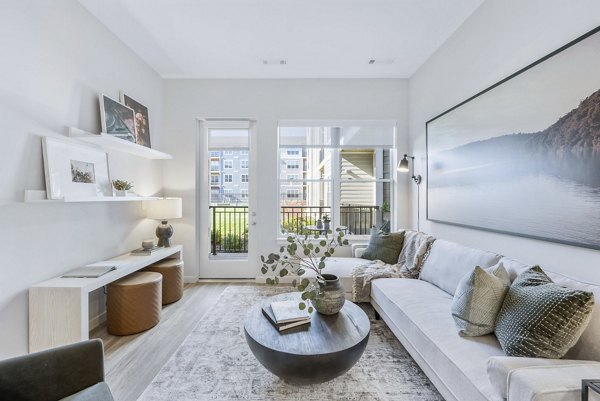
[79,0,484,79]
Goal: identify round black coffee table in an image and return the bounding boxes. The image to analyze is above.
[244,292,370,384]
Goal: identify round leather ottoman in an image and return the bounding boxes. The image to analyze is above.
[143,259,184,305]
[106,272,162,336]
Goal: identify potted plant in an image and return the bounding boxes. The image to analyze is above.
[321,214,331,230]
[112,180,133,197]
[261,229,349,315]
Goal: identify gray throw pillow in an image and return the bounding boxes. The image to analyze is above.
[361,230,405,265]
[451,262,510,337]
[495,266,595,359]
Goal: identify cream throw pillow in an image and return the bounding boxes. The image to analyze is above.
[451,262,510,336]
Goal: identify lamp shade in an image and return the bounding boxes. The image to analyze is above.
[397,157,409,172]
[146,198,182,220]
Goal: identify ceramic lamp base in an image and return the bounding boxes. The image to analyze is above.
[156,220,174,247]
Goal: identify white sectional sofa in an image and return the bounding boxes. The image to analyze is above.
[325,237,600,401]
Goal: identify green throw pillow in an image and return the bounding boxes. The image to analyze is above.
[451,262,510,337]
[361,230,405,265]
[495,266,595,359]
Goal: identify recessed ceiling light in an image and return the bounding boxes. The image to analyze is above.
[263,59,287,65]
[368,59,395,65]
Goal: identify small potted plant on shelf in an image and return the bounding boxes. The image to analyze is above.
[261,229,349,315]
[112,180,134,197]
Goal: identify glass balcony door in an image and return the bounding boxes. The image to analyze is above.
[198,120,257,278]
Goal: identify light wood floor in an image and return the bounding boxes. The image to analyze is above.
[91,282,254,401]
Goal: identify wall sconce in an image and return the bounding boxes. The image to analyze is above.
[397,154,422,184]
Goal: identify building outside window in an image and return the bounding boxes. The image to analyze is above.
[224,174,233,183]
[241,174,249,183]
[241,160,249,169]
[286,160,299,169]
[286,189,300,199]
[224,160,233,169]
[278,124,394,236]
[210,174,220,185]
[240,189,248,199]
[210,160,220,171]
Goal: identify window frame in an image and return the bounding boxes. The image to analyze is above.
[276,124,396,239]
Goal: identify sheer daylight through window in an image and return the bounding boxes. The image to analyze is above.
[278,123,395,236]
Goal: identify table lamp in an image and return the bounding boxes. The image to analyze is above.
[146,198,182,247]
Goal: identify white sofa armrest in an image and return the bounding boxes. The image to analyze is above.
[487,356,600,400]
[506,363,600,401]
[351,243,368,258]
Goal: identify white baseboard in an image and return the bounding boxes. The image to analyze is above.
[89,311,106,331]
[184,275,198,283]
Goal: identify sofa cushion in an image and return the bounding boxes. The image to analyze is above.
[506,363,600,401]
[420,239,502,295]
[451,263,510,336]
[498,257,533,282]
[315,257,364,292]
[486,356,600,400]
[495,266,595,359]
[361,230,405,265]
[371,278,505,401]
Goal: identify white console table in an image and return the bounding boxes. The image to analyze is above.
[29,245,183,353]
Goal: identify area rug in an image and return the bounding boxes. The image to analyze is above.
[138,286,444,401]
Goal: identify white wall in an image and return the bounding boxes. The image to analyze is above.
[0,0,164,359]
[162,79,409,279]
[409,0,600,284]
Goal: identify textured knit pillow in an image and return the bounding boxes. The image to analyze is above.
[451,262,510,336]
[361,230,405,265]
[495,266,595,358]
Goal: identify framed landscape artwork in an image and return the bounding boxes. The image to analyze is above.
[426,26,600,250]
[99,94,136,143]
[121,93,152,148]
[42,137,111,200]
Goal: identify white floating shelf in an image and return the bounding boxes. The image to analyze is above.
[24,190,160,203]
[68,127,172,160]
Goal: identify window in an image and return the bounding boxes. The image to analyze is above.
[210,174,220,185]
[210,160,220,171]
[278,124,394,236]
[210,151,220,158]
[224,160,233,169]
[287,148,300,156]
[241,174,249,183]
[223,150,233,155]
[286,189,300,199]
[241,160,249,169]
[241,189,248,199]
[239,150,248,155]
[286,160,299,169]
[224,174,233,183]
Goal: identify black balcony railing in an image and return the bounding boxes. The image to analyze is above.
[209,205,379,255]
[210,206,249,255]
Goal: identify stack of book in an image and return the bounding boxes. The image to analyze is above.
[262,300,311,332]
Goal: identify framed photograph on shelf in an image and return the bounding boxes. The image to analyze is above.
[120,92,151,148]
[42,137,112,200]
[99,94,136,143]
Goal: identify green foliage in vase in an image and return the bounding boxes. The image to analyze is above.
[261,228,349,311]
[112,180,134,191]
